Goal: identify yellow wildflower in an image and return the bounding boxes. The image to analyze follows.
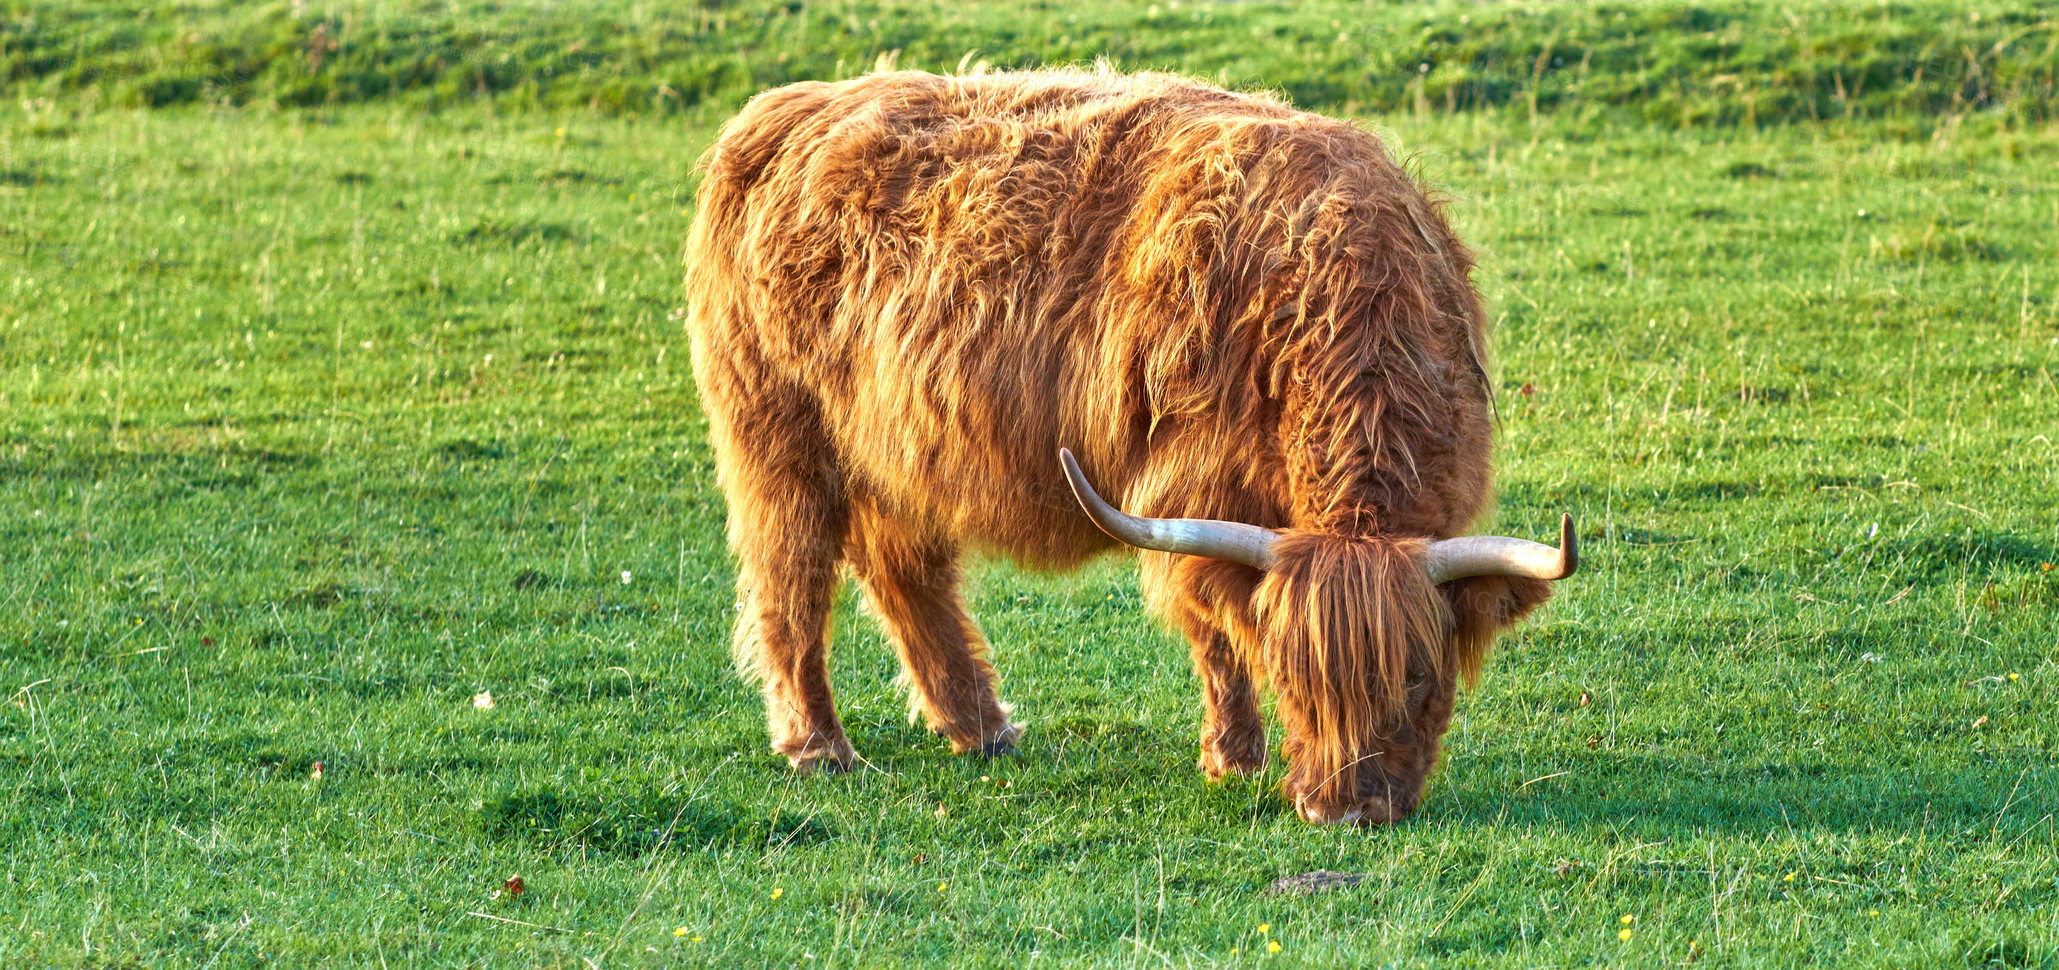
[1267,940,1281,954]
[1258,922,1271,934]
[1784,871,1797,883]
[1621,914,1634,925]
[674,926,688,938]
[770,887,784,900]
[1619,928,1634,941]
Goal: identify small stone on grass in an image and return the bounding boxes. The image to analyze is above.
[1267,871,1369,895]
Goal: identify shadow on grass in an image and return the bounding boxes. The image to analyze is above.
[1432,749,2057,838]
[1865,532,2059,580]
[2,445,319,489]
[665,708,2053,844]
[478,787,836,856]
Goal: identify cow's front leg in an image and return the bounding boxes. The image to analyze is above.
[1179,615,1267,779]
[1149,556,1269,779]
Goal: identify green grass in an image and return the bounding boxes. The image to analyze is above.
[4,0,2057,125]
[3,2,2058,967]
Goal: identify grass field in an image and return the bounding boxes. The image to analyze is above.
[3,1,2058,967]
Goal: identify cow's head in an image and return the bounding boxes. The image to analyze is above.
[1059,449,1575,825]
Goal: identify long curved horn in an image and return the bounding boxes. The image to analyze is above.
[1060,449,1576,581]
[1422,514,1578,584]
[1058,448,1281,570]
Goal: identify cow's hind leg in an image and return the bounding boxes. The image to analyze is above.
[732,540,851,773]
[707,379,853,773]
[846,506,1019,755]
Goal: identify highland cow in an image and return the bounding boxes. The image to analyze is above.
[684,68,1576,825]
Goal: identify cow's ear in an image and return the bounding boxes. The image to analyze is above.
[1441,576,1552,684]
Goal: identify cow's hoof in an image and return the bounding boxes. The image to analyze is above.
[1198,733,1267,780]
[1296,794,1404,827]
[785,741,856,775]
[1200,754,1266,780]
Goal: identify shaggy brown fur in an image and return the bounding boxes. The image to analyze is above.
[685,67,1551,824]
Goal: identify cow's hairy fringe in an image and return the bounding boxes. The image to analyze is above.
[1253,533,1448,810]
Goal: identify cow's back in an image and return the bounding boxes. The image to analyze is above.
[686,69,1493,564]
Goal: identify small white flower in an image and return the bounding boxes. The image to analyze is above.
[621,570,633,585]
[472,691,496,709]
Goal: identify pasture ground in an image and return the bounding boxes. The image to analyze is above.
[3,3,2057,967]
